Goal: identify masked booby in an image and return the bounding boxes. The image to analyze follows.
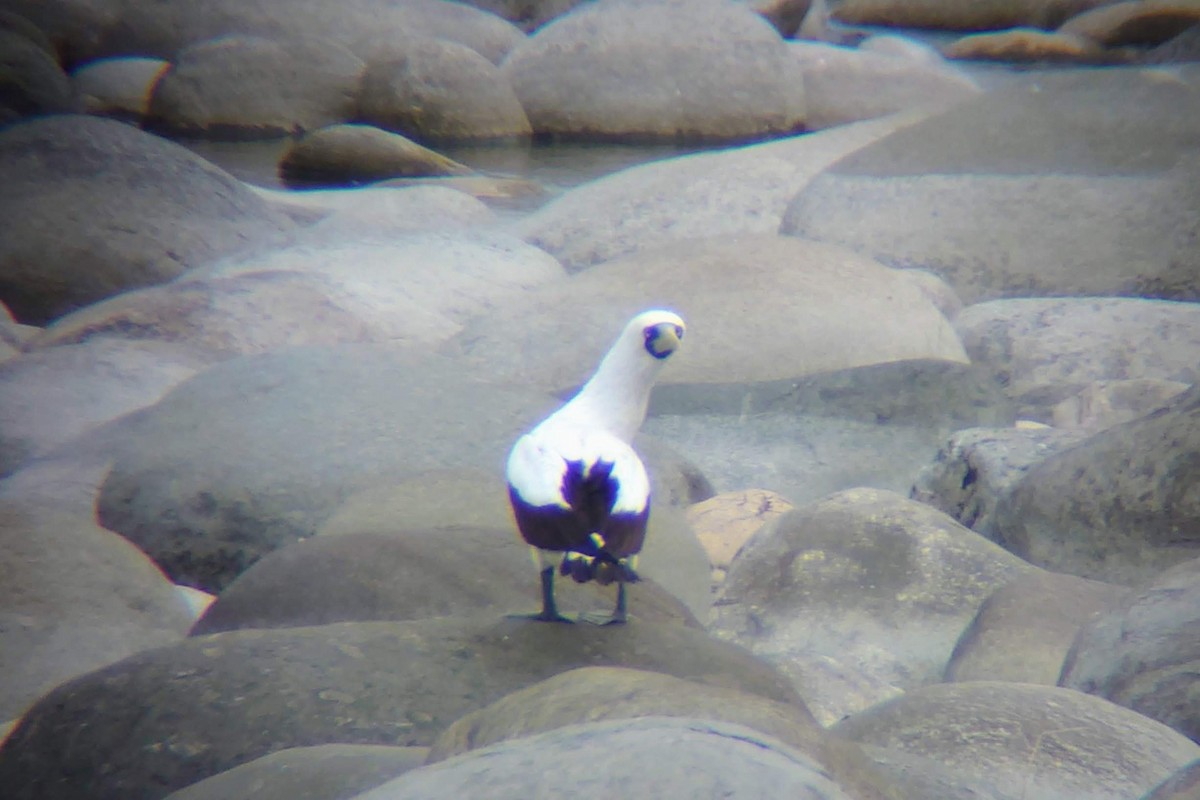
[506,309,686,624]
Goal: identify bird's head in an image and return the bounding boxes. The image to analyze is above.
[632,309,686,361]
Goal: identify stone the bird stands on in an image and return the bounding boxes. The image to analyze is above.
[506,310,686,624]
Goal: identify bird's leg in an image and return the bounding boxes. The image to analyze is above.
[578,567,631,626]
[508,552,572,623]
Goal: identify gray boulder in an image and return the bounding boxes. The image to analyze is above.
[357,38,530,143]
[835,681,1200,800]
[911,425,1090,541]
[514,112,918,272]
[993,383,1200,584]
[945,569,1131,684]
[0,115,295,324]
[91,346,561,591]
[955,297,1200,417]
[163,745,427,800]
[28,228,562,357]
[354,717,853,800]
[501,0,805,141]
[70,56,167,119]
[74,0,525,66]
[711,489,1033,702]
[645,359,1014,505]
[190,528,702,634]
[0,338,211,477]
[0,617,799,800]
[0,28,80,123]
[0,503,192,721]
[146,35,364,138]
[781,68,1200,303]
[449,234,967,393]
[791,39,980,130]
[1060,556,1200,744]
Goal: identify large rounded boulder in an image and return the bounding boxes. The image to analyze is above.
[0,115,294,324]
[501,0,806,141]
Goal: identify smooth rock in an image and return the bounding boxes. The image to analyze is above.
[424,666,895,800]
[146,34,364,138]
[1060,0,1200,47]
[0,617,799,800]
[278,123,472,187]
[0,503,192,721]
[90,347,567,591]
[26,227,553,356]
[28,270,421,357]
[944,27,1112,62]
[645,359,1013,506]
[357,38,530,142]
[835,681,1200,800]
[355,717,853,800]
[449,234,967,392]
[0,115,295,324]
[0,338,211,477]
[163,745,428,800]
[791,40,980,130]
[954,297,1200,415]
[711,489,1033,698]
[77,0,526,67]
[426,666,820,760]
[1142,759,1200,800]
[1145,21,1200,61]
[833,0,1108,30]
[993,384,1200,584]
[515,112,920,272]
[1051,378,1191,431]
[71,56,168,119]
[781,69,1200,304]
[1060,557,1200,743]
[501,0,806,141]
[945,569,1132,684]
[190,527,702,634]
[911,425,1091,541]
[307,463,713,622]
[0,28,81,124]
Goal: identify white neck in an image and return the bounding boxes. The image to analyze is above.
[548,336,664,443]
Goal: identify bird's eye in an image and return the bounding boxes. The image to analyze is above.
[674,325,684,339]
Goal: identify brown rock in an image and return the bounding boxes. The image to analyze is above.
[1060,0,1200,46]
[943,27,1111,62]
[279,123,472,187]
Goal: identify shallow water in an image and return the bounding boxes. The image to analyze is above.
[183,137,711,199]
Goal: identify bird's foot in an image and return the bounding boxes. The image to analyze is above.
[577,610,628,626]
[506,611,574,624]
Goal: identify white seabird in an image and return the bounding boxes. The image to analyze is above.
[506,309,686,624]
